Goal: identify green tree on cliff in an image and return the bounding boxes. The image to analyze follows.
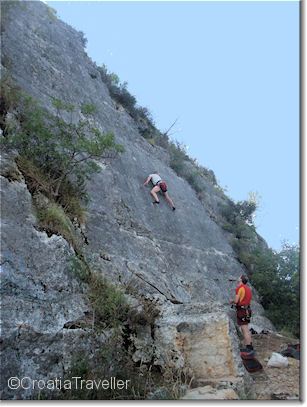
[2,95,124,198]
[251,242,300,337]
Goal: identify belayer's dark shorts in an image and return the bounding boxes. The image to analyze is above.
[236,306,252,326]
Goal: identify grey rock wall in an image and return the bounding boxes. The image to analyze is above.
[0,152,109,399]
[1,1,274,399]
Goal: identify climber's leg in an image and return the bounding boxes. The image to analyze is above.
[241,324,252,347]
[150,185,161,203]
[164,191,175,209]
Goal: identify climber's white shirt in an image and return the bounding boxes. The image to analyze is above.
[149,174,162,186]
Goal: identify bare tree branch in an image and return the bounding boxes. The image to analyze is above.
[163,117,179,137]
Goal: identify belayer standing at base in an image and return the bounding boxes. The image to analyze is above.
[143,172,176,211]
[230,275,253,351]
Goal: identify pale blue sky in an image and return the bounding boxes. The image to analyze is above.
[48,1,299,251]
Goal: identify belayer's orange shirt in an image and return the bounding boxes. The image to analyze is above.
[236,283,252,306]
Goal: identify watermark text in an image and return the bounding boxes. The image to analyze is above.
[8,376,130,392]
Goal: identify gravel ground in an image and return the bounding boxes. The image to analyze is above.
[246,332,300,400]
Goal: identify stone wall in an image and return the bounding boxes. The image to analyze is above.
[153,304,244,382]
[1,1,274,399]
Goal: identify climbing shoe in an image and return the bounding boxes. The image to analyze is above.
[153,201,160,205]
[172,207,176,211]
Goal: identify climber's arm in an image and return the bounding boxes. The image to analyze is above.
[234,294,240,305]
[230,286,242,305]
[231,287,244,305]
[230,294,240,305]
[143,175,152,186]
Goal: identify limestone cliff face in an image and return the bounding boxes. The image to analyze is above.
[1,1,273,399]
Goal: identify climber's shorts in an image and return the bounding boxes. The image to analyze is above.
[236,306,252,326]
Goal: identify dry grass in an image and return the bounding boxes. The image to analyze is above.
[36,202,81,251]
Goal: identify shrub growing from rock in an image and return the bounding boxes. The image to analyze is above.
[1,85,124,247]
[88,273,129,329]
[37,202,82,251]
[2,92,124,199]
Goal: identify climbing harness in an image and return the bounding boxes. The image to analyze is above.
[236,305,252,323]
